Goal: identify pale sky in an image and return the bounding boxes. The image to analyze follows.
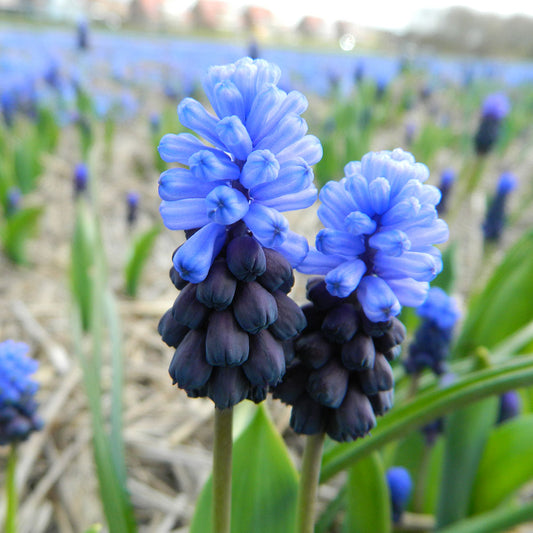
[188,0,533,31]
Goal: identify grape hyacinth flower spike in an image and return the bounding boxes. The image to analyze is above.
[157,57,322,410]
[482,171,517,244]
[386,467,413,523]
[0,340,43,445]
[274,149,449,442]
[474,92,510,156]
[404,287,461,376]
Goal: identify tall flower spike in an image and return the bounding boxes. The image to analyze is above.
[0,340,43,445]
[300,148,448,323]
[158,58,321,409]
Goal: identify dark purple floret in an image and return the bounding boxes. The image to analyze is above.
[169,266,188,290]
[207,367,249,410]
[158,309,188,348]
[232,281,278,334]
[341,333,376,370]
[226,235,267,282]
[321,303,359,343]
[307,358,350,408]
[306,278,342,310]
[196,259,237,310]
[326,386,376,442]
[242,330,285,387]
[290,396,327,435]
[169,330,212,390]
[205,310,249,367]
[257,248,294,292]
[294,331,336,369]
[269,291,307,341]
[172,284,210,330]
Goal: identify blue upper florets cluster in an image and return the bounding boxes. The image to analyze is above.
[481,92,510,120]
[0,340,43,445]
[158,57,322,283]
[299,148,449,323]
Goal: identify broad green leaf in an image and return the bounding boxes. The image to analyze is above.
[344,452,391,533]
[320,354,533,483]
[470,414,533,514]
[71,201,97,331]
[190,404,298,533]
[124,224,161,297]
[455,229,533,356]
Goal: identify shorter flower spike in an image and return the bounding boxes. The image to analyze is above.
[474,93,510,156]
[497,390,521,424]
[386,467,413,523]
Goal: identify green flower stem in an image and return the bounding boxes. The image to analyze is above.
[413,444,432,513]
[320,354,533,483]
[297,432,326,533]
[213,407,233,533]
[5,444,18,533]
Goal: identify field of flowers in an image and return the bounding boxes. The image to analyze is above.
[3,20,533,533]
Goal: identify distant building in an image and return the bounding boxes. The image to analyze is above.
[297,15,327,38]
[191,0,229,30]
[242,5,273,32]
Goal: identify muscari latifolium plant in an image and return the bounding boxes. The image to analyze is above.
[0,340,43,533]
[155,56,451,533]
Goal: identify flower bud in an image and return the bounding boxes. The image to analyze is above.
[196,259,237,310]
[243,329,285,387]
[269,290,307,340]
[294,331,335,369]
[326,385,376,442]
[232,281,278,334]
[307,357,350,408]
[321,303,359,343]
[207,367,249,409]
[341,333,376,370]
[226,235,267,281]
[206,310,249,367]
[171,284,210,329]
[169,330,212,391]
[158,309,189,348]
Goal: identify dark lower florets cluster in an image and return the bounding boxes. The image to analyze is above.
[272,277,405,443]
[403,319,452,376]
[158,223,306,410]
[474,116,501,156]
[0,397,42,445]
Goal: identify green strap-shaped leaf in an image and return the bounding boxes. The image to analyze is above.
[470,413,533,514]
[436,397,499,527]
[124,224,161,297]
[455,229,533,356]
[190,404,298,533]
[344,452,391,533]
